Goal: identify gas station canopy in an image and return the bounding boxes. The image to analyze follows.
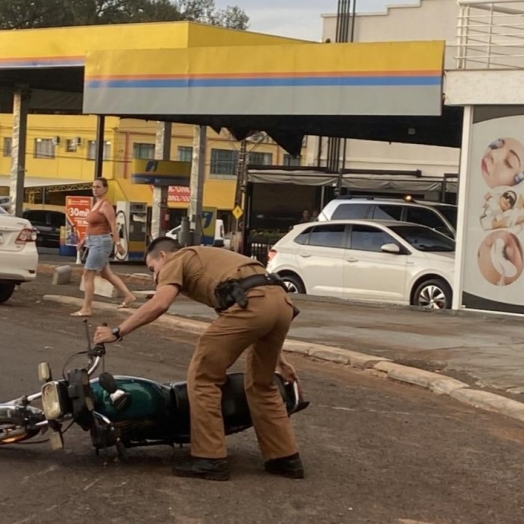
[0,22,462,156]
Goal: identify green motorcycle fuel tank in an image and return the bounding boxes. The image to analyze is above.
[90,376,188,444]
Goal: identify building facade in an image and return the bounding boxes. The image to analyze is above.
[306,0,460,185]
[0,114,301,223]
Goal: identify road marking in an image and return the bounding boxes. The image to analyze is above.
[83,478,101,491]
[398,519,438,524]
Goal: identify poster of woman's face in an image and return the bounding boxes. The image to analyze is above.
[477,230,524,286]
[481,137,524,188]
[461,114,524,312]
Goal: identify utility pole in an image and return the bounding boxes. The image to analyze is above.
[188,125,207,246]
[151,121,172,240]
[327,0,357,178]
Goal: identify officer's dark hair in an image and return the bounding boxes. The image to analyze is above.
[145,237,182,260]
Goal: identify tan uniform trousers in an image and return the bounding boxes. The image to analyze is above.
[187,285,299,460]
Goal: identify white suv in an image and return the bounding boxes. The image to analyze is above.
[0,206,39,303]
[267,219,455,309]
[318,198,457,239]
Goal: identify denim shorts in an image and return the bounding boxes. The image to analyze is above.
[84,234,113,271]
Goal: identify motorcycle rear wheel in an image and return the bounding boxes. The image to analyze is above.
[0,405,44,445]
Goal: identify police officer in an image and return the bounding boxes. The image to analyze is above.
[94,237,304,481]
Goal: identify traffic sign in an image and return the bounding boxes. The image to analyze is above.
[232,206,244,220]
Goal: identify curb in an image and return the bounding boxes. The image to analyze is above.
[37,262,524,323]
[43,294,524,426]
[37,263,153,286]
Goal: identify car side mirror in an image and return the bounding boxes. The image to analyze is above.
[381,243,401,254]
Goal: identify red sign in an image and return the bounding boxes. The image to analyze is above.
[65,196,93,246]
[168,186,191,203]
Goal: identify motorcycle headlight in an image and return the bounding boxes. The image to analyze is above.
[41,381,66,420]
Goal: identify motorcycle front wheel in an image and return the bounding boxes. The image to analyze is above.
[0,405,44,445]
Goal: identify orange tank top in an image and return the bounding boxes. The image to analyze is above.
[86,202,111,236]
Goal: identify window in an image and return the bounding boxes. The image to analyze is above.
[87,141,111,161]
[434,205,458,229]
[283,154,302,166]
[294,227,312,245]
[406,207,446,233]
[133,143,155,160]
[66,139,78,153]
[331,203,370,220]
[34,139,55,159]
[390,225,455,253]
[3,137,12,157]
[371,204,403,221]
[248,152,273,166]
[23,210,47,224]
[308,224,346,248]
[178,146,193,162]
[48,211,65,228]
[210,149,238,176]
[350,225,398,253]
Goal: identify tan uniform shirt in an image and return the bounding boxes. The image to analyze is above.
[156,247,267,309]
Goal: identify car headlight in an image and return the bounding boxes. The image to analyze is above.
[41,381,66,420]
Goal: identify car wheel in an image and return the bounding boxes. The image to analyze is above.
[0,282,16,304]
[412,279,452,310]
[281,274,306,294]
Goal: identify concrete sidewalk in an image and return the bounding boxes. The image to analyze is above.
[37,255,524,397]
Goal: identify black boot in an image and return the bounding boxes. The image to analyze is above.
[172,456,230,481]
[264,453,305,479]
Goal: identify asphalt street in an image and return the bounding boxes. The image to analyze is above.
[1,279,524,523]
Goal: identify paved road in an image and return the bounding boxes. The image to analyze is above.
[35,261,524,395]
[2,281,524,523]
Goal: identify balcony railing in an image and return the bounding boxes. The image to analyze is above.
[455,0,524,69]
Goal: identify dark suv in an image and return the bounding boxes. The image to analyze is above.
[23,210,65,248]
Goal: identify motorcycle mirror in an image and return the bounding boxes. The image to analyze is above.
[38,362,52,383]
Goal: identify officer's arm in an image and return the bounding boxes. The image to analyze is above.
[117,284,179,337]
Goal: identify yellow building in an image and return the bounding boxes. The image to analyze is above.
[0,114,304,219]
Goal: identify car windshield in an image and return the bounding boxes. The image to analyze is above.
[435,206,457,229]
[390,225,455,253]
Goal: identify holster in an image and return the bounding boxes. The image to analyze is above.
[214,272,300,319]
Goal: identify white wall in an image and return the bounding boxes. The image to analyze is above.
[322,0,458,46]
[313,0,461,180]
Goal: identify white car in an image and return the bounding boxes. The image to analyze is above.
[267,219,455,309]
[0,206,39,303]
[167,219,230,249]
[318,197,457,239]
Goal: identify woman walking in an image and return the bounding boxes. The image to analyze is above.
[71,177,136,317]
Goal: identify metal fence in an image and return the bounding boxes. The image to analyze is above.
[245,236,282,266]
[455,0,524,69]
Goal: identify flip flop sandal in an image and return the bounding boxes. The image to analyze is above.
[116,300,136,309]
[70,311,92,317]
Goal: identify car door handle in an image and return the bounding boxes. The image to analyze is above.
[346,257,358,263]
[299,253,312,258]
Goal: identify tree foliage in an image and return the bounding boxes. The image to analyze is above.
[0,0,249,30]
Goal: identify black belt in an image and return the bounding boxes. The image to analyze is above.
[214,273,287,312]
[237,273,286,292]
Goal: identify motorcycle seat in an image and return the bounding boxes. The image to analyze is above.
[169,373,252,428]
[168,372,299,440]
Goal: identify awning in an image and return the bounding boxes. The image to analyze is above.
[247,170,458,193]
[0,176,89,190]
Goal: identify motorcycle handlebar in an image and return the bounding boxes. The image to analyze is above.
[25,344,106,404]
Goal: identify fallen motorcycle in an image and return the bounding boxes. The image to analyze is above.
[0,323,309,461]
